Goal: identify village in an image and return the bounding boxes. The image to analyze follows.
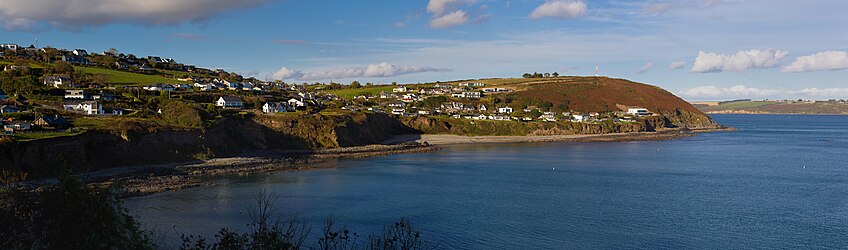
[0,43,655,138]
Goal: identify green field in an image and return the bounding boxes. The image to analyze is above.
[13,130,85,141]
[325,85,395,98]
[76,66,184,85]
[699,101,779,112]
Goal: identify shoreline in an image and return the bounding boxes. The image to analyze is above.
[35,128,730,198]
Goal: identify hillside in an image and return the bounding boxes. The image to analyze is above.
[696,101,848,115]
[455,77,718,128]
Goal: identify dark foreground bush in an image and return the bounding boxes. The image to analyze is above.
[0,177,154,249]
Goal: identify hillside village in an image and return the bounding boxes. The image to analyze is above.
[0,42,656,141]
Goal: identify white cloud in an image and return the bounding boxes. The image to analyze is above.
[642,3,674,15]
[680,85,848,100]
[636,62,655,74]
[426,0,477,15]
[429,10,469,28]
[530,1,587,19]
[668,61,687,69]
[690,49,789,73]
[782,51,848,73]
[270,63,451,81]
[0,0,266,30]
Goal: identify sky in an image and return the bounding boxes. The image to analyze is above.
[1,0,847,101]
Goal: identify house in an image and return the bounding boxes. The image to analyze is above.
[105,108,125,116]
[572,114,587,122]
[418,110,432,115]
[194,82,214,91]
[64,100,103,115]
[463,92,482,99]
[61,54,90,65]
[287,98,307,109]
[626,108,650,117]
[498,107,514,114]
[434,83,452,89]
[143,84,175,92]
[44,75,75,88]
[72,49,88,56]
[216,96,244,109]
[0,105,19,113]
[478,105,488,112]
[390,108,406,115]
[65,90,89,99]
[392,86,408,93]
[0,43,19,51]
[379,92,398,99]
[262,102,289,113]
[2,120,31,133]
[91,92,115,101]
[34,115,70,130]
[147,56,166,64]
[2,65,28,71]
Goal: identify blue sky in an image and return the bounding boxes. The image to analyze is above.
[1,0,847,101]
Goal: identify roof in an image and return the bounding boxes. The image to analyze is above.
[220,96,242,102]
[37,115,69,125]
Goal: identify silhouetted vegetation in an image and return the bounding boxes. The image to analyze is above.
[1,179,434,250]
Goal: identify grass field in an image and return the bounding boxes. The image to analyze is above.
[703,101,779,110]
[76,66,183,85]
[13,130,85,141]
[325,85,395,98]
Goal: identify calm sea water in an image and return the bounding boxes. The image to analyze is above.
[125,115,848,249]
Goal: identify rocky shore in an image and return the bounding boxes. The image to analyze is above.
[48,128,731,198]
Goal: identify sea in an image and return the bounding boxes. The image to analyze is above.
[124,114,848,249]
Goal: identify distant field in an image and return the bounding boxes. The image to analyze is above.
[326,85,395,98]
[698,101,848,114]
[76,66,183,85]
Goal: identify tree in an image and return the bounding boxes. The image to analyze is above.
[543,73,551,78]
[552,72,559,77]
[522,73,532,78]
[158,100,204,128]
[52,61,74,75]
[365,82,374,87]
[350,81,361,88]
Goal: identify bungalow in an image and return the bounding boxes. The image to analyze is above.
[225,81,241,90]
[34,115,69,130]
[143,84,175,92]
[61,54,90,65]
[147,56,166,64]
[2,120,31,133]
[390,108,406,115]
[463,92,482,99]
[490,115,511,121]
[418,110,432,115]
[65,90,89,99]
[64,100,103,115]
[434,83,452,89]
[627,108,650,117]
[91,92,115,101]
[0,105,19,113]
[392,86,408,93]
[379,92,398,99]
[498,107,514,114]
[262,102,289,113]
[0,43,19,51]
[194,82,213,91]
[401,94,419,102]
[44,75,75,88]
[216,96,244,109]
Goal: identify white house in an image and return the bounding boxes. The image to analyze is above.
[216,96,244,109]
[262,102,289,113]
[392,86,408,93]
[627,108,650,116]
[498,107,514,114]
[287,98,307,109]
[64,100,103,115]
[478,104,488,112]
[572,114,587,122]
[1,43,19,51]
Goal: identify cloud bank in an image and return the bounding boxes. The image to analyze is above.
[530,1,587,19]
[680,85,848,100]
[0,0,266,30]
[271,63,451,81]
[782,51,848,73]
[690,49,789,73]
